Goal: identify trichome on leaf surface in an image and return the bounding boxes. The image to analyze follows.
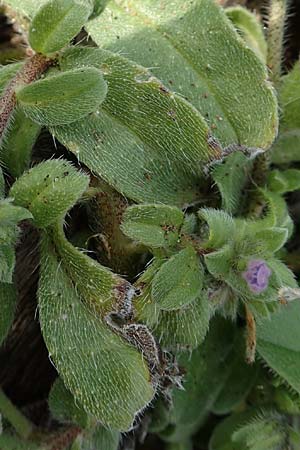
[1,0,300,449]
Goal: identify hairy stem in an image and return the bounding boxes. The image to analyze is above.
[0,388,34,439]
[0,53,52,141]
[267,0,289,86]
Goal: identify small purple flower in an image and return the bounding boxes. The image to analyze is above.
[242,259,271,294]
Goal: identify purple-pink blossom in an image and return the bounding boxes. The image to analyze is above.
[242,259,271,294]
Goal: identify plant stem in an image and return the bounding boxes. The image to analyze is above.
[245,305,256,364]
[0,388,33,439]
[267,0,289,86]
[0,53,52,141]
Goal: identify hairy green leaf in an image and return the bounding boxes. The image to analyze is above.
[0,63,22,95]
[268,169,300,194]
[0,433,39,450]
[257,302,300,395]
[49,378,91,428]
[152,247,204,310]
[0,109,41,178]
[16,67,107,126]
[79,426,120,450]
[87,0,277,149]
[9,159,89,228]
[0,283,17,345]
[29,0,93,55]
[39,233,154,431]
[225,6,267,62]
[50,47,220,205]
[199,209,236,249]
[121,204,184,248]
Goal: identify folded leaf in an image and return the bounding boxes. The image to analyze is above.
[29,0,93,55]
[16,67,107,126]
[121,204,184,248]
[152,247,204,310]
[9,159,89,228]
[87,0,277,149]
[199,208,236,249]
[39,233,154,430]
[80,426,120,450]
[268,169,300,194]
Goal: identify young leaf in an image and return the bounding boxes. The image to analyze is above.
[211,153,253,214]
[0,283,17,345]
[87,0,277,149]
[272,62,300,164]
[16,67,107,126]
[38,233,154,431]
[0,109,41,178]
[49,378,91,428]
[9,159,89,228]
[257,301,300,395]
[199,208,236,249]
[0,63,23,95]
[225,6,267,62]
[152,247,204,310]
[121,204,184,249]
[29,0,93,55]
[51,47,218,206]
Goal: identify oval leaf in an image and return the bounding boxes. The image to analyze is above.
[9,159,89,228]
[16,67,107,126]
[152,247,204,310]
[121,204,184,248]
[29,0,92,55]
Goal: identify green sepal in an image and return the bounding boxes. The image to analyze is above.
[211,153,253,214]
[38,233,154,431]
[0,282,17,345]
[225,6,267,62]
[257,301,300,395]
[49,377,92,428]
[121,204,184,249]
[9,159,89,229]
[267,169,300,194]
[16,67,107,126]
[151,246,204,310]
[0,109,41,178]
[29,0,93,55]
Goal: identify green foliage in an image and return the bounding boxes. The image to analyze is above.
[29,0,93,55]
[16,67,107,126]
[9,159,89,228]
[1,0,300,448]
[151,246,204,310]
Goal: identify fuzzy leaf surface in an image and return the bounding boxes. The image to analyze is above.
[152,247,204,310]
[87,0,277,149]
[79,426,120,450]
[268,169,300,194]
[121,204,184,248]
[29,0,93,55]
[50,47,219,205]
[9,159,89,228]
[257,302,300,394]
[38,234,154,431]
[16,67,107,126]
